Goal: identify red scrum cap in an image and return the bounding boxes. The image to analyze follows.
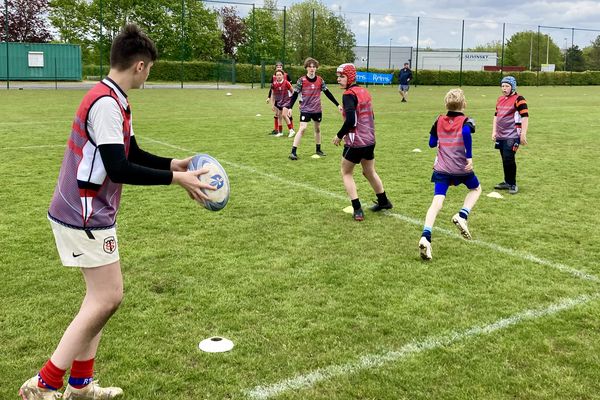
[336,63,356,85]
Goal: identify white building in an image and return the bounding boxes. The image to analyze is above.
[352,46,497,71]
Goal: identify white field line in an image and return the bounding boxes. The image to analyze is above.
[244,292,600,400]
[0,144,65,150]
[145,137,600,285]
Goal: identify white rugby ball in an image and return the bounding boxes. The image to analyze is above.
[188,154,230,211]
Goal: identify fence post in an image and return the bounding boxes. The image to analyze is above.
[232,59,236,84]
[180,0,185,89]
[366,13,370,87]
[4,0,9,89]
[99,0,103,79]
[282,6,286,68]
[251,3,255,88]
[311,8,315,57]
[536,25,540,86]
[459,19,464,86]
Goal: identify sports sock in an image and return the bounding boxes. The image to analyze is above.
[459,207,471,220]
[422,227,432,242]
[273,116,278,130]
[316,144,322,152]
[38,359,66,390]
[68,358,95,389]
[289,116,294,128]
[351,198,361,211]
[376,191,389,205]
[287,122,293,129]
[291,146,297,155]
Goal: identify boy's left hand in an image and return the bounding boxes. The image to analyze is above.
[337,105,343,113]
[332,136,342,146]
[171,157,193,172]
[520,134,528,145]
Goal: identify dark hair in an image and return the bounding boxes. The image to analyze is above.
[110,24,158,71]
[303,57,319,68]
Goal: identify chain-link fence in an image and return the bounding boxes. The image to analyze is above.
[3,0,600,89]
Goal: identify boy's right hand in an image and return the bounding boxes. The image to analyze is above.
[465,158,473,172]
[172,168,216,202]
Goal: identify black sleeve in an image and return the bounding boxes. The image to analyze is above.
[99,144,173,185]
[429,120,438,137]
[268,88,272,98]
[289,91,299,108]
[323,88,340,107]
[336,93,357,139]
[128,136,172,170]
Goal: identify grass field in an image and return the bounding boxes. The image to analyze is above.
[1,84,600,400]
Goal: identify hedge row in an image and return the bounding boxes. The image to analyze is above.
[83,61,600,86]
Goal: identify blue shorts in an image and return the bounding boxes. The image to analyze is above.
[431,171,479,196]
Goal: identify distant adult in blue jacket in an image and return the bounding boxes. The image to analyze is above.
[398,62,413,102]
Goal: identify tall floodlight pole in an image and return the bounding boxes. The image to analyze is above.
[546,34,550,64]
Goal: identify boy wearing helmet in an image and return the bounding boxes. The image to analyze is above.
[332,63,392,221]
[492,76,529,194]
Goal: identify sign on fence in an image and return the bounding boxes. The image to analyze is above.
[356,72,393,84]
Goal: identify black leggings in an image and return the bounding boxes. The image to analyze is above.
[499,146,517,185]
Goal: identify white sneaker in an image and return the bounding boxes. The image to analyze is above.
[274,132,283,137]
[418,237,432,260]
[288,129,296,138]
[452,213,472,240]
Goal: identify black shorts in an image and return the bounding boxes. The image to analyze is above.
[494,138,520,153]
[275,102,291,111]
[300,112,322,122]
[342,144,375,164]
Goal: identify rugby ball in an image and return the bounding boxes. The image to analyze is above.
[187,154,230,211]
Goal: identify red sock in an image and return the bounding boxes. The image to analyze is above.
[38,359,66,390]
[273,117,278,130]
[287,122,294,129]
[68,358,95,389]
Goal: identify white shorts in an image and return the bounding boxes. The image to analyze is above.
[50,219,120,268]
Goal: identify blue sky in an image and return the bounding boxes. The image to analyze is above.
[265,0,600,49]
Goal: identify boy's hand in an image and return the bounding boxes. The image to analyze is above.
[171,157,193,172]
[172,168,216,202]
[520,134,528,145]
[265,97,270,103]
[332,136,342,146]
[287,109,293,118]
[465,158,473,172]
[337,105,344,113]
[491,132,497,141]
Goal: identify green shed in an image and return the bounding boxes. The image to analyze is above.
[0,42,82,81]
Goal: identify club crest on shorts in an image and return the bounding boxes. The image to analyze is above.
[103,236,117,254]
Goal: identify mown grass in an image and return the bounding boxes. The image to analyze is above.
[1,84,599,399]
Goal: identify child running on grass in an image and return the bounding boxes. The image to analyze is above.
[419,88,482,260]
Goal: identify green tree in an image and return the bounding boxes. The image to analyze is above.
[504,31,562,70]
[236,2,282,65]
[565,45,585,71]
[48,0,223,64]
[583,35,600,71]
[285,0,355,66]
